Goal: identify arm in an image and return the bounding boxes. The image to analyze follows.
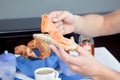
[48,10,120,79]
[92,65,120,80]
[73,9,120,37]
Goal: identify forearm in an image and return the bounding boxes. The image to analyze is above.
[92,66,120,80]
[73,9,120,37]
[73,14,105,37]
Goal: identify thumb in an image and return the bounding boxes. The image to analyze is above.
[76,46,89,56]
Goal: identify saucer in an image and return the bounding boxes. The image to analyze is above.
[56,78,61,80]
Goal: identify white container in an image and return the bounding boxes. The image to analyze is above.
[0,50,16,80]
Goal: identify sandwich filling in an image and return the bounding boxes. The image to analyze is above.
[41,14,69,46]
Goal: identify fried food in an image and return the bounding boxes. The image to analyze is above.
[14,39,51,59]
[27,39,51,59]
[14,45,37,58]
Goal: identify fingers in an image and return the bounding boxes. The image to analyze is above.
[76,46,85,55]
[55,21,63,28]
[49,45,81,65]
[54,21,65,35]
[48,11,63,22]
[54,11,68,22]
[49,45,67,61]
[77,46,94,58]
[57,25,65,35]
[58,26,65,35]
[49,45,75,63]
[58,46,81,64]
[49,11,68,22]
[68,64,81,73]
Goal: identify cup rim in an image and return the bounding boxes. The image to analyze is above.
[34,67,55,75]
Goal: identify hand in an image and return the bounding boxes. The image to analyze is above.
[48,11,76,35]
[49,44,106,78]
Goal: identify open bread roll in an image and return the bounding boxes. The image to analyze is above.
[33,33,78,51]
[35,14,78,51]
[14,45,37,58]
[27,39,51,59]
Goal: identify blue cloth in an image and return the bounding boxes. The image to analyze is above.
[16,49,85,80]
[16,50,59,78]
[0,78,21,80]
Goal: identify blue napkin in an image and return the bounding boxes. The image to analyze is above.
[0,78,21,80]
[16,49,86,80]
[16,49,59,78]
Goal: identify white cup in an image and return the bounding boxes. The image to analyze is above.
[34,67,59,80]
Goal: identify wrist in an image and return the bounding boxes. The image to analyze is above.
[90,66,106,80]
[72,15,80,33]
[73,15,86,34]
[90,63,104,80]
[91,65,120,80]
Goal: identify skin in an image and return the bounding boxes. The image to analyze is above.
[48,9,120,80]
[49,9,120,37]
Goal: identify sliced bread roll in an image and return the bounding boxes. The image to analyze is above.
[33,33,78,51]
